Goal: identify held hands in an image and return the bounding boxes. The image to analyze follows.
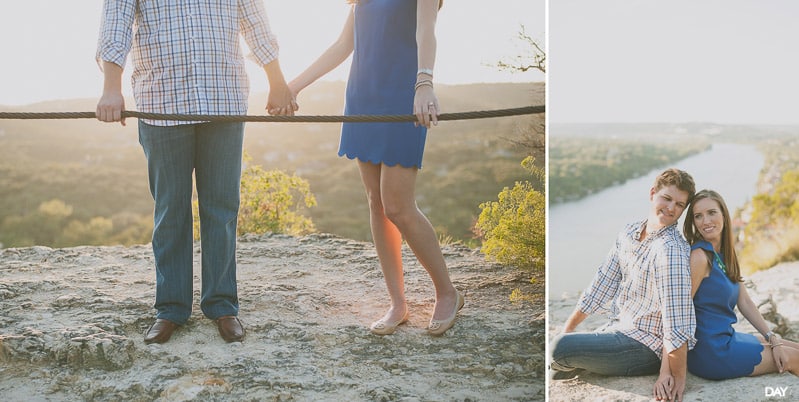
[266,82,299,116]
[653,371,674,401]
[653,370,685,402]
[96,91,126,126]
[413,85,439,128]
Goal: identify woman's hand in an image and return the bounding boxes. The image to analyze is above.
[413,85,439,128]
[770,333,789,373]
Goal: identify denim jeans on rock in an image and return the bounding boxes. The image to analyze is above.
[550,331,661,376]
[139,121,244,325]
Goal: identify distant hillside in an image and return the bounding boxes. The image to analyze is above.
[0,81,543,247]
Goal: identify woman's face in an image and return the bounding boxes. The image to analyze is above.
[691,197,724,243]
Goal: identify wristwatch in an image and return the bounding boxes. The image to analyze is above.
[765,331,775,342]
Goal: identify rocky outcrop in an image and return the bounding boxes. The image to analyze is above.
[0,234,543,401]
[548,262,799,401]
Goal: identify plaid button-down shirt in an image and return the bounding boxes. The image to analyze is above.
[578,219,697,358]
[96,0,279,126]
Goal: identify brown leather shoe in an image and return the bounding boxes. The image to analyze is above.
[144,319,179,344]
[216,316,245,343]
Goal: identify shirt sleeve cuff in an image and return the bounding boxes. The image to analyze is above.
[664,327,697,353]
[96,45,128,70]
[577,293,604,315]
[248,41,279,66]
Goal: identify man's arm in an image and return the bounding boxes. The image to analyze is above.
[95,0,135,125]
[562,309,588,333]
[237,0,295,115]
[96,61,126,125]
[655,241,695,402]
[653,342,688,402]
[666,342,688,401]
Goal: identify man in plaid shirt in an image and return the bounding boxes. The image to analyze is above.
[95,0,297,344]
[551,168,697,402]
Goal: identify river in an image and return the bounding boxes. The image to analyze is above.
[548,142,764,297]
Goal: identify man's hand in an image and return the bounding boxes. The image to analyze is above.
[96,91,126,126]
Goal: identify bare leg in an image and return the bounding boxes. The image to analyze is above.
[357,161,407,325]
[379,164,458,321]
[781,338,799,350]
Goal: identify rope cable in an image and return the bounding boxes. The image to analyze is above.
[0,105,543,122]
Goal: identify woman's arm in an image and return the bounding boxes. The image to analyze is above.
[738,285,772,340]
[689,249,710,298]
[413,0,440,128]
[288,9,354,96]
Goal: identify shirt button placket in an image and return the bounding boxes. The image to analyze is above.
[187,4,201,114]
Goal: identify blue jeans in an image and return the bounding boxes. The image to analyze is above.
[550,331,660,376]
[139,121,244,325]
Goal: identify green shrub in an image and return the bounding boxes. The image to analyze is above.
[475,156,545,271]
[740,169,799,272]
[192,156,317,239]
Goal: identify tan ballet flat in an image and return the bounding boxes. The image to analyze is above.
[427,291,464,336]
[370,310,410,335]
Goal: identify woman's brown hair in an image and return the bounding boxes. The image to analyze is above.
[683,189,743,283]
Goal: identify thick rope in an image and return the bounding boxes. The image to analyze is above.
[0,105,543,122]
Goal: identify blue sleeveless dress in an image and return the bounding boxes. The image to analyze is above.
[339,0,427,169]
[687,240,763,380]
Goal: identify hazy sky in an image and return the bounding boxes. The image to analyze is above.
[550,0,799,124]
[0,1,543,106]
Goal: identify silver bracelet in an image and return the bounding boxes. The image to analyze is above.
[417,68,434,77]
[414,80,433,91]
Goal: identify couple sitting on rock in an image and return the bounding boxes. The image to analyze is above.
[550,168,799,402]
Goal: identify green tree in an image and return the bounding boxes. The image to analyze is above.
[193,156,317,239]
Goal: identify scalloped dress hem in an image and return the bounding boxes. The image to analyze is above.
[338,151,422,170]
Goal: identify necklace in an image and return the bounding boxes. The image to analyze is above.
[712,250,727,275]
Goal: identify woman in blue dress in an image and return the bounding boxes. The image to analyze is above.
[288,0,463,336]
[682,190,798,379]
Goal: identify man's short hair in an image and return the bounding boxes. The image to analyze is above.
[653,168,696,202]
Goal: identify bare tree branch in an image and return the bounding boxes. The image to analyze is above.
[493,25,546,74]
